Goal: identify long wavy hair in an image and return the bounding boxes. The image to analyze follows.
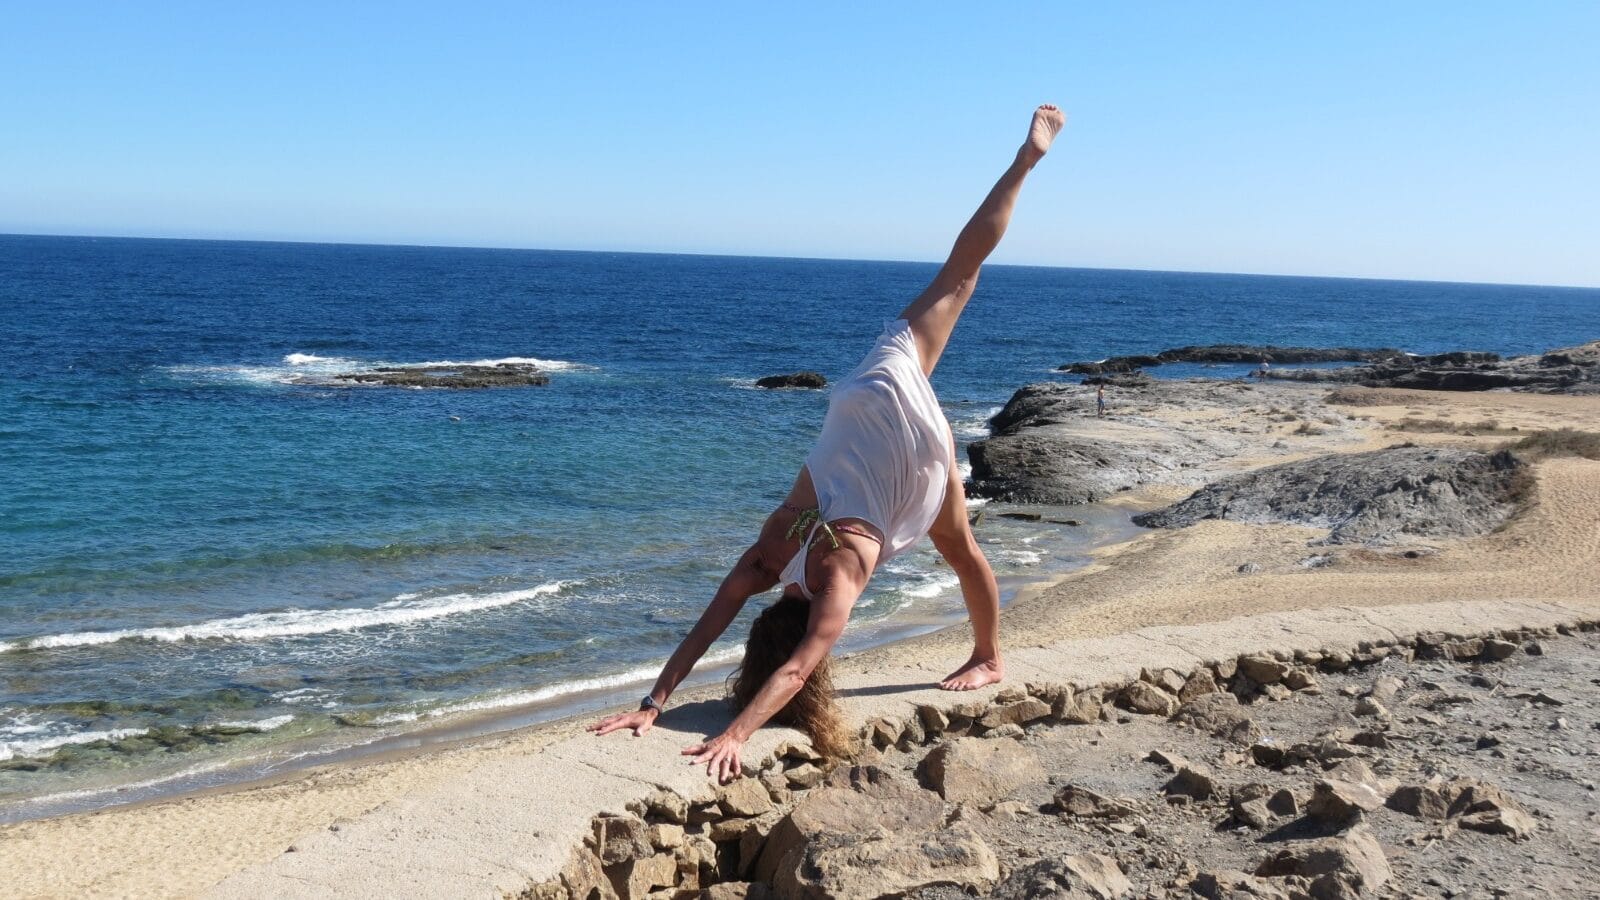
[728,595,850,759]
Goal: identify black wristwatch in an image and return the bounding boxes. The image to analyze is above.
[640,695,664,714]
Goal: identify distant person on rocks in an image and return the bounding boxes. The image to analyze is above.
[1096,382,1107,416]
[591,105,1068,780]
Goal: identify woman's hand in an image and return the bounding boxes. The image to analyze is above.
[682,730,746,784]
[588,707,658,737]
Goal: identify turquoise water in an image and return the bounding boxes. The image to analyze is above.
[2,234,1595,816]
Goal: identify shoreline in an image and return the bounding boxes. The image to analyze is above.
[0,494,1146,825]
[4,382,1598,898]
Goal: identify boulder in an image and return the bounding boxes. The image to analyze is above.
[1133,447,1525,545]
[1054,784,1138,819]
[718,778,776,818]
[591,813,653,865]
[1119,681,1179,716]
[919,737,1043,805]
[1257,829,1391,897]
[1237,655,1291,685]
[1179,668,1220,702]
[1175,693,1261,744]
[1164,765,1218,801]
[1306,778,1386,827]
[332,362,550,389]
[993,853,1132,899]
[753,769,944,884]
[755,371,826,389]
[1192,870,1292,900]
[978,697,1053,729]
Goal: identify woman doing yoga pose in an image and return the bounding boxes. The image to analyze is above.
[591,104,1067,781]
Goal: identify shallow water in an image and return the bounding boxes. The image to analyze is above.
[2,235,1595,815]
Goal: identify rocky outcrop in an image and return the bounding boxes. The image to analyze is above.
[1132,446,1525,544]
[1263,340,1600,394]
[755,372,827,389]
[966,380,1264,503]
[332,363,550,388]
[1061,345,1407,375]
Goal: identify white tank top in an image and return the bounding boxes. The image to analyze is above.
[780,319,953,598]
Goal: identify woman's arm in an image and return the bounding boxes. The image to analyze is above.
[682,553,865,782]
[588,542,777,736]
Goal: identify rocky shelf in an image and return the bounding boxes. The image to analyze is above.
[331,363,551,389]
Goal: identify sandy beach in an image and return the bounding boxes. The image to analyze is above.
[4,381,1598,899]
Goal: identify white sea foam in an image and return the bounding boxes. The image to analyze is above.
[283,353,346,366]
[949,405,1002,440]
[415,356,597,372]
[998,549,1043,566]
[895,572,961,600]
[368,647,745,726]
[0,581,577,653]
[0,727,149,762]
[215,714,295,732]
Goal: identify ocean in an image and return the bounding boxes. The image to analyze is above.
[2,234,1595,820]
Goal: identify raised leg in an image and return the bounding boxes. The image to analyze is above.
[899,104,1065,376]
[927,464,1005,690]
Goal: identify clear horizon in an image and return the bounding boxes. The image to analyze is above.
[4,3,1599,288]
[10,230,1600,293]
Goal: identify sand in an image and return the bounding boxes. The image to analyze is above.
[3,386,1598,899]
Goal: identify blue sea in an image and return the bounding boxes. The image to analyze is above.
[2,234,1596,819]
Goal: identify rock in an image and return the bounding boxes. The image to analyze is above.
[1231,797,1274,829]
[1448,779,1537,839]
[1060,688,1108,725]
[916,704,950,735]
[1145,667,1188,695]
[1054,783,1138,819]
[704,884,771,900]
[755,371,826,389]
[984,723,1024,739]
[919,737,1043,805]
[1387,783,1451,820]
[1061,345,1404,375]
[736,813,781,878]
[994,853,1132,899]
[607,852,677,899]
[332,362,550,389]
[1260,683,1293,702]
[1307,778,1386,826]
[1133,447,1525,544]
[1175,693,1261,744]
[1146,749,1192,771]
[770,822,998,899]
[1164,765,1218,801]
[783,763,824,789]
[1237,561,1262,575]
[1353,697,1389,719]
[1192,870,1291,900]
[592,813,653,865]
[555,848,616,900]
[643,790,689,824]
[1283,669,1318,691]
[1119,681,1180,716]
[1368,675,1403,700]
[979,697,1052,728]
[718,778,775,818]
[648,823,684,851]
[1237,654,1291,685]
[1180,668,1220,702]
[1256,827,1392,897]
[1267,788,1300,817]
[754,770,946,884]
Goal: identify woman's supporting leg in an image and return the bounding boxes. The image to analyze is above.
[899,104,1065,376]
[927,464,1005,690]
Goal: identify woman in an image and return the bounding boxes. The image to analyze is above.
[591,105,1066,782]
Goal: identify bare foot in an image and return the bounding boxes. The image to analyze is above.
[1021,104,1066,164]
[939,655,1005,691]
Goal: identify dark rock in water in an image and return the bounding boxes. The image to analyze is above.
[333,364,550,389]
[1133,446,1525,544]
[1265,339,1600,394]
[1060,345,1404,375]
[755,371,827,389]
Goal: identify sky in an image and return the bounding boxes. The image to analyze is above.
[2,3,1598,286]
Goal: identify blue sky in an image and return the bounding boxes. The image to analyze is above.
[3,3,1598,286]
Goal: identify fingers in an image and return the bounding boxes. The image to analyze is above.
[681,743,707,757]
